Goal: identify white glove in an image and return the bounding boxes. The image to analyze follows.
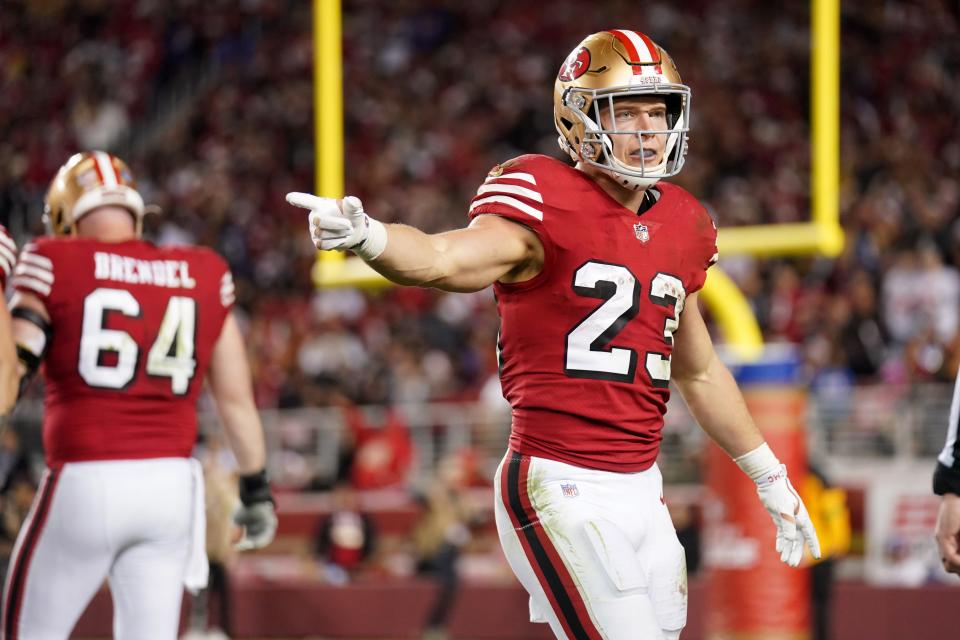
[286,192,387,260]
[735,443,822,567]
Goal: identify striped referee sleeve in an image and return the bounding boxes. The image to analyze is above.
[934,369,960,495]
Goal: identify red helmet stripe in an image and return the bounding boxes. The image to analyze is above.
[607,30,642,74]
[92,152,119,187]
[608,30,663,75]
[635,32,664,74]
[90,155,106,185]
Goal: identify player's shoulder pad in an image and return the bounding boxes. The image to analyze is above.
[658,182,714,227]
[163,243,226,265]
[475,154,576,224]
[486,154,569,181]
[656,181,701,208]
[21,236,68,258]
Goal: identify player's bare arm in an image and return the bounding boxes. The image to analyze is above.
[673,291,821,567]
[208,312,267,474]
[935,494,960,574]
[287,193,543,292]
[368,215,543,291]
[207,311,277,551]
[671,291,763,457]
[933,372,960,575]
[0,226,16,416]
[0,302,17,417]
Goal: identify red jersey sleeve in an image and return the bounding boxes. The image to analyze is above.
[216,257,236,311]
[188,247,234,337]
[468,155,551,239]
[0,225,16,290]
[467,155,570,289]
[12,240,54,303]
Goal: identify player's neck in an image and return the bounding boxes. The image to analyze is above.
[78,230,137,243]
[76,208,138,243]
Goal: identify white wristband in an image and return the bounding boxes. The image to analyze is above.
[354,217,387,261]
[733,442,781,482]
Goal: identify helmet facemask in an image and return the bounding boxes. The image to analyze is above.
[562,85,690,191]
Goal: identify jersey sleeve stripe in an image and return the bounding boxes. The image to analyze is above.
[0,233,16,253]
[14,263,54,284]
[12,275,52,297]
[476,183,543,203]
[220,272,235,307]
[20,251,53,271]
[469,195,543,221]
[709,252,719,265]
[0,244,15,270]
[485,172,537,185]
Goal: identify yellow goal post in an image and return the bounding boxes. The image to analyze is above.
[309,0,843,358]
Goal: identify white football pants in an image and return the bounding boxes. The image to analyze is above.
[1,457,207,640]
[495,450,687,640]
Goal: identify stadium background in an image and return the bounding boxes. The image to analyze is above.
[0,0,959,638]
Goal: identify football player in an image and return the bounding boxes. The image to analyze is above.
[0,224,18,418]
[934,373,960,576]
[289,30,820,639]
[1,152,277,639]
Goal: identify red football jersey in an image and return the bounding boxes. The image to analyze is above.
[0,224,16,289]
[469,155,718,472]
[12,238,236,466]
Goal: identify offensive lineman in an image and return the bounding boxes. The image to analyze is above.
[289,30,820,639]
[1,152,277,639]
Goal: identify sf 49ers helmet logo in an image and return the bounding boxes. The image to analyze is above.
[558,46,590,82]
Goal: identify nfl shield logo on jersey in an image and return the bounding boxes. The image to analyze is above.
[633,222,650,243]
[561,483,579,498]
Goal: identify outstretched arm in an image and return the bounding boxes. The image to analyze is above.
[287,194,543,292]
[672,291,821,567]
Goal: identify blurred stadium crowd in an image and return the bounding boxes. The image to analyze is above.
[1,0,958,415]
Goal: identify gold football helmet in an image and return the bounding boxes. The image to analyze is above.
[43,151,145,236]
[554,30,691,191]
